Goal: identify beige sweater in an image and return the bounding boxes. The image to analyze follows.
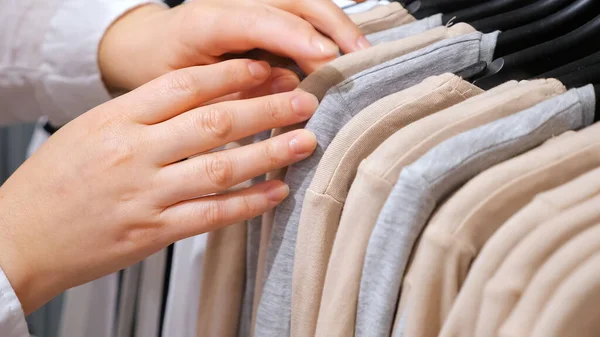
[474,154,600,337]
[532,250,600,337]
[350,2,415,35]
[197,140,251,337]
[501,220,600,337]
[439,165,600,337]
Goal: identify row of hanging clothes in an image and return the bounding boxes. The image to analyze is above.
[28,0,600,337]
[252,1,600,337]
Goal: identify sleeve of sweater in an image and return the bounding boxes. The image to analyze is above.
[0,0,165,126]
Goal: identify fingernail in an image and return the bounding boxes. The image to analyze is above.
[356,36,371,50]
[291,93,319,118]
[272,76,299,94]
[312,36,339,57]
[265,183,290,202]
[289,130,317,156]
[248,61,270,79]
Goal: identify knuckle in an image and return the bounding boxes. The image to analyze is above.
[262,141,284,168]
[205,154,235,189]
[203,201,225,227]
[98,136,136,169]
[166,69,201,97]
[200,106,233,139]
[225,62,253,85]
[264,98,287,124]
[240,194,258,217]
[238,7,262,31]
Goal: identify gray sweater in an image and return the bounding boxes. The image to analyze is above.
[366,14,443,45]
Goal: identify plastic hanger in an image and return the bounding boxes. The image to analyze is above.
[537,51,600,79]
[392,0,417,5]
[557,63,600,89]
[472,14,600,90]
[456,58,504,83]
[595,84,600,121]
[408,0,486,15]
[470,0,572,33]
[441,0,538,25]
[164,0,184,7]
[454,61,488,81]
[412,7,443,19]
[494,0,600,57]
[404,1,425,15]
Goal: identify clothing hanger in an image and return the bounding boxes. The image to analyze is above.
[454,61,489,81]
[595,84,600,122]
[470,0,573,33]
[393,0,417,5]
[557,63,600,90]
[164,0,185,7]
[537,51,600,79]
[494,0,600,57]
[472,14,600,90]
[441,0,539,25]
[408,0,486,16]
[403,1,426,15]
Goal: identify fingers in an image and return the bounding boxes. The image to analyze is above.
[115,59,273,124]
[154,129,316,203]
[152,90,318,164]
[204,68,300,105]
[201,4,340,73]
[161,180,289,240]
[250,67,300,95]
[267,0,370,54]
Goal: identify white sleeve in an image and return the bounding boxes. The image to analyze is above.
[0,0,166,126]
[0,266,28,337]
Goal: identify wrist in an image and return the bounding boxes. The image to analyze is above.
[0,188,59,315]
[0,215,39,315]
[99,3,169,91]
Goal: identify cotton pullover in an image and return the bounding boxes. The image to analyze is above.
[402,89,598,337]
[501,220,600,337]
[367,14,443,45]
[350,2,415,35]
[353,79,567,337]
[475,169,600,337]
[198,140,250,337]
[292,74,480,337]
[254,30,498,337]
[530,250,600,337]
[440,163,600,337]
[197,223,246,337]
[363,85,595,337]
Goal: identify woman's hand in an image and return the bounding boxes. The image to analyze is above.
[98,0,369,90]
[0,60,318,315]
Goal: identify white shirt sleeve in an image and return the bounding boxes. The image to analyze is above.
[0,0,166,126]
[0,266,28,337]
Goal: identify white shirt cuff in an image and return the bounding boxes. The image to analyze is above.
[0,267,28,337]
